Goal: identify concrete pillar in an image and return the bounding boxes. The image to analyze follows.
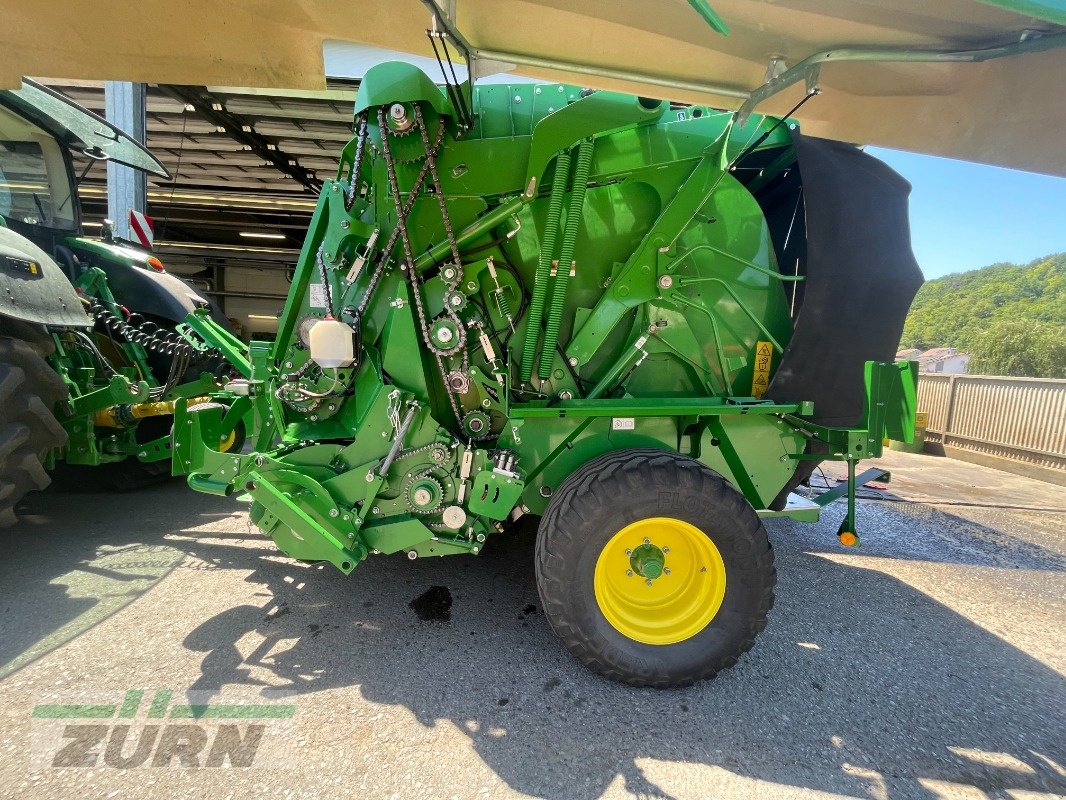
[104,81,147,241]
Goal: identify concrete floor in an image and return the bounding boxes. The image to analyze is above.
[0,451,1063,799]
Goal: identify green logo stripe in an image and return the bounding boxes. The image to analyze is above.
[168,704,296,719]
[32,704,117,719]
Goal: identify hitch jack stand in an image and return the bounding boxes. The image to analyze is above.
[812,460,891,546]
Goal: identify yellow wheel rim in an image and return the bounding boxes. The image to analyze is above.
[218,428,237,453]
[593,517,727,645]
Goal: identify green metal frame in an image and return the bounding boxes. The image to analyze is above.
[174,60,919,576]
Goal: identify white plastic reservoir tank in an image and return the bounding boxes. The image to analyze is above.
[309,317,356,368]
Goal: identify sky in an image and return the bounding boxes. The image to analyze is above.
[867,147,1066,279]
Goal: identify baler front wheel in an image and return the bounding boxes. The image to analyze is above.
[535,449,776,687]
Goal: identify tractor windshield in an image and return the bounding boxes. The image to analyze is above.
[0,105,76,230]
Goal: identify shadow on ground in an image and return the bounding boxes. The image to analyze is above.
[3,478,1064,798]
[174,503,1066,799]
[0,480,235,678]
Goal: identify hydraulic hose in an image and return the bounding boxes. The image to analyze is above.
[519,150,571,384]
[539,138,594,379]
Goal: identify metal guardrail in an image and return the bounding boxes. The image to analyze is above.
[917,374,1066,477]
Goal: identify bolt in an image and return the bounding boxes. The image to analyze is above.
[255,455,265,467]
[625,549,632,555]
[535,86,542,94]
[662,547,670,554]
[664,568,671,576]
[436,327,454,344]
[389,103,407,122]
[285,361,293,368]
[137,451,147,458]
[310,414,318,421]
[559,391,572,400]
[476,533,486,542]
[645,579,654,587]
[366,472,374,482]
[568,357,578,367]
[372,506,380,514]
[513,95,522,104]
[472,546,480,554]
[658,275,674,290]
[407,550,418,560]
[348,532,355,540]
[329,508,339,518]
[539,486,552,497]
[626,569,633,577]
[328,404,336,411]
[342,220,350,229]
[644,537,650,545]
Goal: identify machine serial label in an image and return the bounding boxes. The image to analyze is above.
[308,282,327,308]
[751,341,773,398]
[611,417,635,430]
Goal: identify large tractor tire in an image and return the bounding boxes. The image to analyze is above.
[0,336,68,526]
[535,449,776,687]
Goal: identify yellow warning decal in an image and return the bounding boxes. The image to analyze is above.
[751,341,773,398]
[29,262,38,274]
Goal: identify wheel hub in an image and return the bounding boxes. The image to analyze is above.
[593,517,727,645]
[629,542,665,579]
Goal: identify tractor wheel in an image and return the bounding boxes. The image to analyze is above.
[0,337,68,527]
[535,448,776,687]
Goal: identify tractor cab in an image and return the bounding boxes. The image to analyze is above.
[0,78,168,265]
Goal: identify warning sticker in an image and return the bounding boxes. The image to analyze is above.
[751,341,773,398]
[611,417,636,431]
[309,283,328,309]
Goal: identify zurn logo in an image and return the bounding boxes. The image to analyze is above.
[30,689,296,769]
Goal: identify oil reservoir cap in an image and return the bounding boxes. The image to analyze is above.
[309,316,355,368]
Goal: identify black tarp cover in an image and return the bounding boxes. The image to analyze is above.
[767,134,924,508]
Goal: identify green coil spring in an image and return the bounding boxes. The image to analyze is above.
[519,149,572,384]
[538,138,594,379]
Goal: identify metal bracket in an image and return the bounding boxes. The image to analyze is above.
[735,31,1066,128]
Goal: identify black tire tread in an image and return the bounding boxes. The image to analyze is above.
[535,448,776,688]
[0,337,68,527]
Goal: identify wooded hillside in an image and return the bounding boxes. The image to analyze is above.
[900,253,1065,378]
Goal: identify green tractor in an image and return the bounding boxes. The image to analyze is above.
[0,79,240,525]
[178,61,922,687]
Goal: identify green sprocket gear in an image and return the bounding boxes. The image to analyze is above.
[404,474,444,514]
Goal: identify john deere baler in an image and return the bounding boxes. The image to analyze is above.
[178,62,921,686]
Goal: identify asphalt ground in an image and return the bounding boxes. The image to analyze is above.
[0,450,1063,799]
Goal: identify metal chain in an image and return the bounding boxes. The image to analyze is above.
[377,104,467,428]
[355,117,447,320]
[344,113,369,212]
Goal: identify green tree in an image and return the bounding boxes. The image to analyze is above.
[968,319,1066,378]
[900,252,1066,368]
